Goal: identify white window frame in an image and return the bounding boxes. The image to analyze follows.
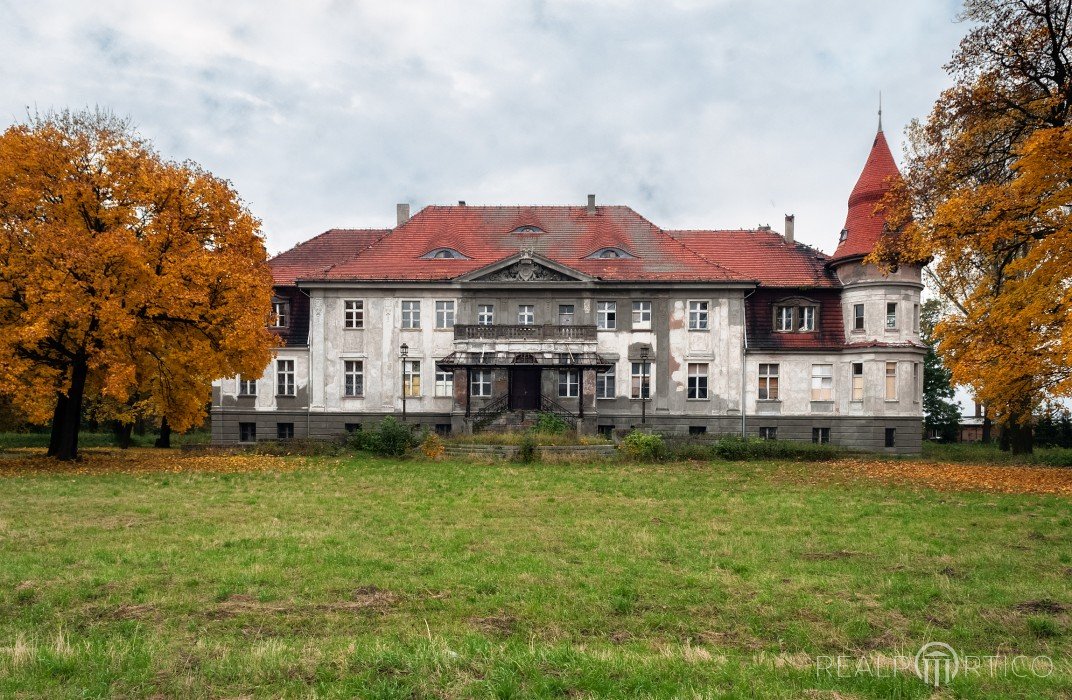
[810,364,833,401]
[401,300,421,329]
[558,304,575,326]
[851,362,864,401]
[343,360,364,397]
[344,300,364,329]
[596,366,616,399]
[470,369,492,397]
[886,302,898,329]
[403,359,421,397]
[270,300,288,328]
[758,363,779,400]
[558,369,579,398]
[760,426,777,440]
[477,304,494,326]
[687,363,709,399]
[238,377,257,396]
[276,359,295,396]
[799,306,816,331]
[435,370,454,397]
[517,304,535,325]
[853,303,865,331]
[688,300,709,330]
[812,427,830,444]
[597,301,616,330]
[435,300,455,329]
[632,301,652,329]
[775,306,793,332]
[885,361,898,401]
[630,361,652,399]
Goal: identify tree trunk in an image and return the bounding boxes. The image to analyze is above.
[47,393,67,457]
[54,360,88,461]
[981,415,992,444]
[115,422,133,449]
[155,419,171,449]
[999,424,1011,451]
[1007,420,1034,455]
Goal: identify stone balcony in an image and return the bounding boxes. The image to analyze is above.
[453,324,597,342]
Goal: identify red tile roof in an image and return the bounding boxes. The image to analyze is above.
[317,206,740,282]
[672,229,840,288]
[269,228,389,285]
[831,129,902,263]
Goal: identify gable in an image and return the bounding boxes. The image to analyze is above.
[462,252,592,283]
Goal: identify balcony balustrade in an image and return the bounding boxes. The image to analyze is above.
[453,324,597,342]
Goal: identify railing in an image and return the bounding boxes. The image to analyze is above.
[454,324,597,342]
[539,394,578,430]
[470,394,509,431]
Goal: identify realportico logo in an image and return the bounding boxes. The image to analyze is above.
[915,642,959,686]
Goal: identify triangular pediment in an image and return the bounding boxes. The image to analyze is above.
[460,251,592,283]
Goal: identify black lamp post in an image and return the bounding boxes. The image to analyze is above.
[640,344,650,425]
[400,342,409,421]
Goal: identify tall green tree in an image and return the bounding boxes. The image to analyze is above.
[874,0,1072,454]
[920,299,962,441]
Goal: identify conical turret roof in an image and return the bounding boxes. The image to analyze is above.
[831,128,901,263]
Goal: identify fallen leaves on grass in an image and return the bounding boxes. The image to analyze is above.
[800,459,1072,496]
[0,448,306,477]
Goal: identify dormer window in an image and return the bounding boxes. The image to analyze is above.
[511,225,544,234]
[774,302,818,333]
[839,228,848,242]
[420,247,469,260]
[270,300,289,328]
[586,247,636,260]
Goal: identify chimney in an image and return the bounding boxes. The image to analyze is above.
[458,200,466,206]
[587,194,596,214]
[396,203,410,226]
[784,214,795,244]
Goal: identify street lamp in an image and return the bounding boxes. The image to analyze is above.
[640,344,650,425]
[400,342,409,421]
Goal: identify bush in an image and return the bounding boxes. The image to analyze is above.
[620,430,666,462]
[346,417,418,457]
[516,434,538,463]
[420,431,445,460]
[712,435,843,462]
[533,412,569,435]
[251,438,345,456]
[670,441,716,461]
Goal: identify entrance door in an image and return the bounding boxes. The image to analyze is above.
[510,368,540,410]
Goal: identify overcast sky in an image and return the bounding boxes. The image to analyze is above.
[1,0,966,255]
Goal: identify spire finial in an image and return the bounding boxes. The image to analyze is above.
[878,90,883,132]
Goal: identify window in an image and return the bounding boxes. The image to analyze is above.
[687,363,709,399]
[597,301,616,330]
[435,424,452,436]
[558,370,579,398]
[913,362,921,402]
[760,427,777,440]
[239,422,256,442]
[421,247,468,259]
[812,427,830,444]
[403,360,421,397]
[632,301,651,329]
[758,363,779,400]
[913,303,921,334]
[518,304,535,325]
[776,306,794,331]
[238,377,256,396]
[631,361,651,399]
[470,369,492,397]
[401,300,421,329]
[688,301,709,330]
[885,361,897,400]
[853,303,865,331]
[885,427,897,448]
[343,360,363,397]
[799,306,816,331]
[477,304,494,326]
[886,302,898,329]
[596,366,616,399]
[276,359,295,396]
[558,304,575,326]
[344,300,364,329]
[344,423,362,433]
[689,426,707,435]
[435,300,455,329]
[277,423,294,440]
[851,363,864,401]
[270,300,288,328]
[435,370,454,397]
[598,425,614,439]
[810,364,833,401]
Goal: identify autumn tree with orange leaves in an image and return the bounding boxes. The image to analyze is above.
[874,0,1072,454]
[0,110,277,460]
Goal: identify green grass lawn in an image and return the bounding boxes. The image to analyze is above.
[0,455,1069,698]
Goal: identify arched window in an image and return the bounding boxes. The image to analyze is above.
[585,247,636,260]
[420,248,469,260]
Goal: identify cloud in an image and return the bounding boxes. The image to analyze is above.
[0,0,965,254]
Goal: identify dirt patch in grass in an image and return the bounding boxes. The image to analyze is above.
[210,588,402,620]
[800,550,865,561]
[791,459,1072,496]
[0,448,306,477]
[468,613,518,637]
[1014,599,1068,614]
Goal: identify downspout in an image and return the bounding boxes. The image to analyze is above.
[298,284,313,440]
[741,287,757,437]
